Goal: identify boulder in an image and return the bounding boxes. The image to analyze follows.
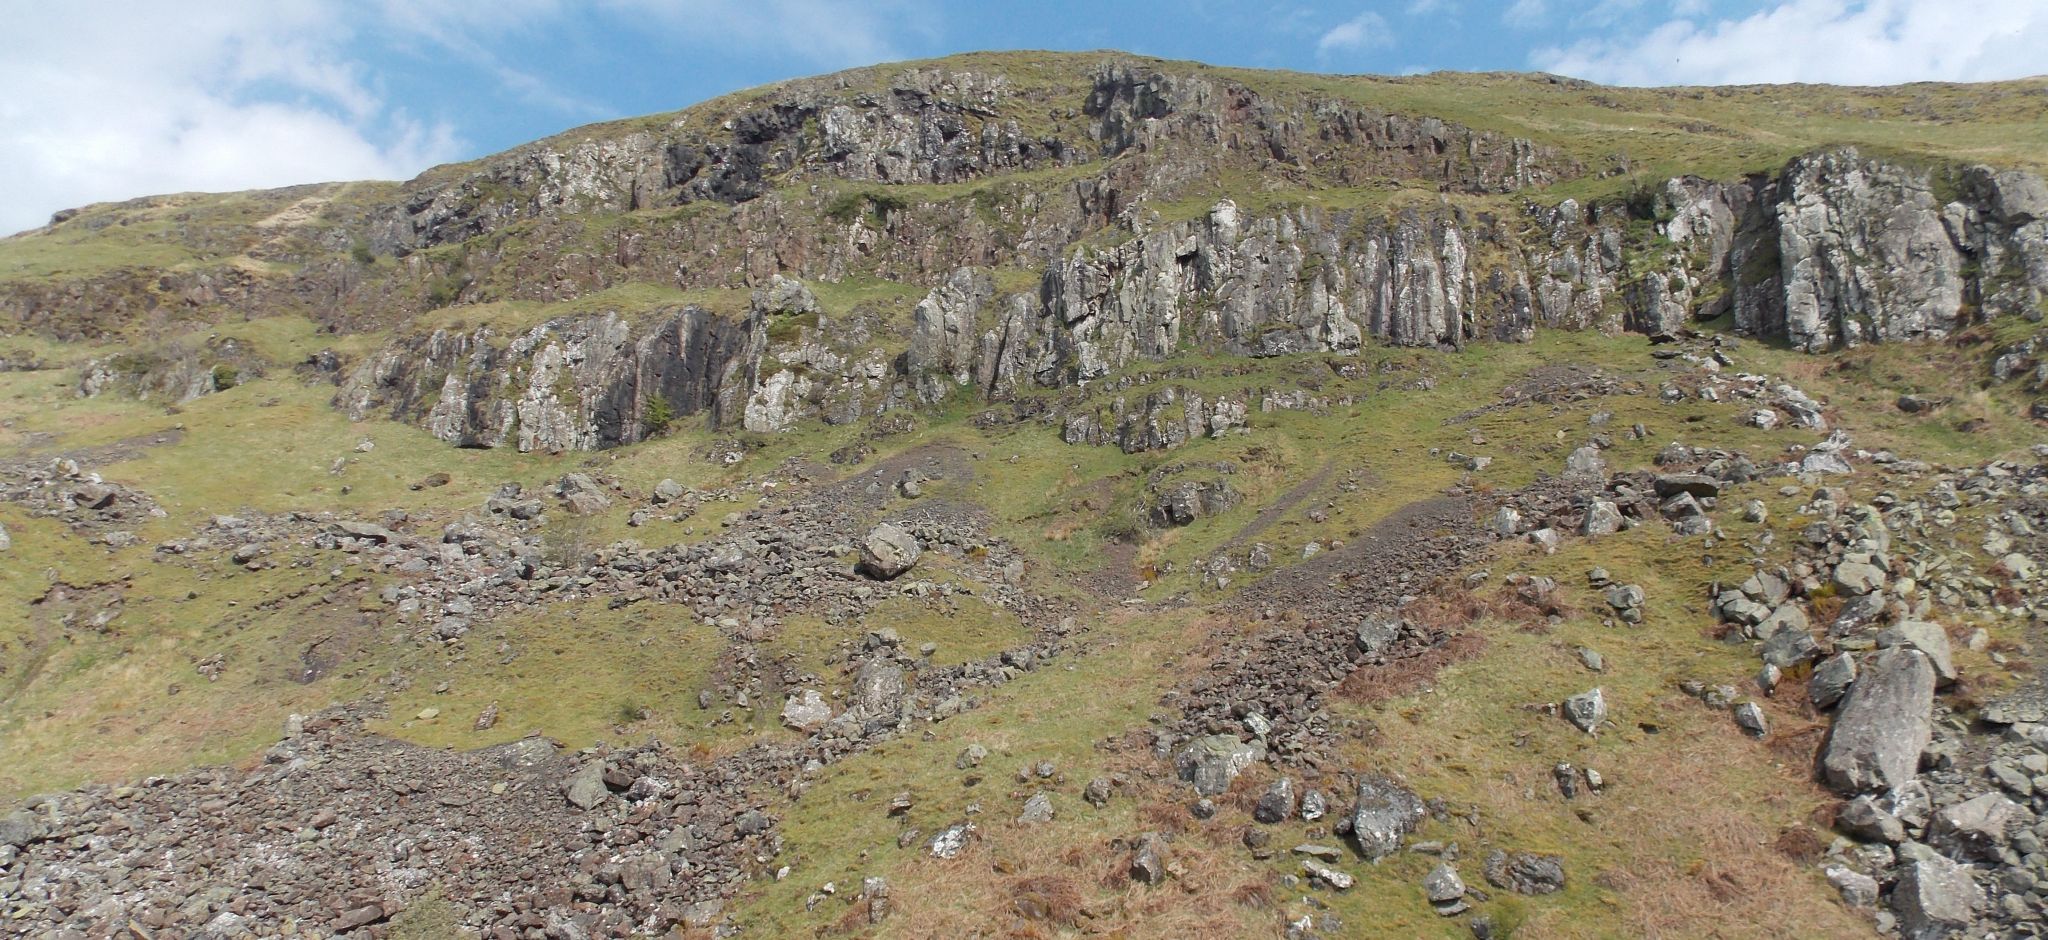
[562,762,609,810]
[1017,793,1055,825]
[1926,792,2024,862]
[1760,623,1820,669]
[1832,560,1887,596]
[1483,850,1566,895]
[1876,621,1957,687]
[1821,648,1936,794]
[780,690,833,732]
[1809,653,1857,709]
[1652,473,1722,499]
[1581,500,1623,536]
[1835,796,1905,843]
[1891,856,1981,940]
[857,523,922,580]
[1349,775,1424,860]
[1253,778,1297,824]
[1130,832,1170,885]
[0,810,47,848]
[1562,687,1607,733]
[1173,735,1264,797]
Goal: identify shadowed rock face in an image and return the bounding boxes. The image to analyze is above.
[336,305,763,452]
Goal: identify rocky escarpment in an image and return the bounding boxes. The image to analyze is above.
[380,62,1577,257]
[336,302,764,453]
[325,149,2048,450]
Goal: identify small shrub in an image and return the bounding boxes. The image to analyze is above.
[642,396,676,436]
[349,241,376,266]
[209,365,239,391]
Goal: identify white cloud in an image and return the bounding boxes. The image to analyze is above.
[1534,0,2048,86]
[0,1,461,235]
[1503,0,1549,29]
[1406,0,1451,14]
[1318,10,1394,57]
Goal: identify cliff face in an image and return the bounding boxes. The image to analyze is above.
[336,305,762,453]
[8,57,2047,449]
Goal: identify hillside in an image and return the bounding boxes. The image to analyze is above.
[2,51,2047,939]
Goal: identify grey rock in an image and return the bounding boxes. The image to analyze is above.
[857,523,922,580]
[1809,652,1857,709]
[1174,735,1264,797]
[1892,856,1982,940]
[1832,560,1887,596]
[1349,775,1425,860]
[1483,850,1566,895]
[1562,687,1607,733]
[1423,862,1467,903]
[1926,792,2025,862]
[1130,832,1170,885]
[1836,796,1906,844]
[1826,865,1880,908]
[780,690,832,732]
[1732,701,1769,738]
[1822,648,1936,794]
[1017,793,1054,825]
[0,811,46,848]
[1876,621,1957,686]
[1760,622,1820,669]
[1581,499,1623,537]
[927,822,976,859]
[1254,778,1298,824]
[562,762,609,810]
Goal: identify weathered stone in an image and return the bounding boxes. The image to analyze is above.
[1483,850,1566,895]
[1836,796,1905,843]
[1254,778,1297,824]
[562,762,609,810]
[1926,792,2024,862]
[1809,652,1857,709]
[1174,735,1264,797]
[1892,856,1981,940]
[1130,832,1170,885]
[1349,775,1425,860]
[1822,648,1936,794]
[780,689,832,732]
[1562,687,1606,733]
[1876,621,1957,686]
[857,523,922,580]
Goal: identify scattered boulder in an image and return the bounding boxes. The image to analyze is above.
[1348,775,1425,860]
[1821,648,1936,794]
[1891,855,1982,940]
[1423,863,1468,916]
[1809,653,1857,709]
[1174,735,1264,797]
[780,690,833,732]
[1926,792,2024,862]
[1876,621,1957,687]
[857,523,922,580]
[1254,777,1297,824]
[1483,850,1566,895]
[1130,832,1170,885]
[1562,688,1607,733]
[562,762,609,810]
[1017,793,1055,825]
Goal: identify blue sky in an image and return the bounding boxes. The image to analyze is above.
[2,0,2045,234]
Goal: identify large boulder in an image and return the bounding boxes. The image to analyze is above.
[1821,648,1935,794]
[850,661,907,723]
[562,761,610,810]
[1927,792,2025,862]
[1891,856,1981,940]
[780,690,833,732]
[1349,775,1425,860]
[1174,735,1264,796]
[1876,621,1957,687]
[857,523,922,580]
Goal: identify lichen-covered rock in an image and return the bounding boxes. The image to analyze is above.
[857,523,922,580]
[1821,648,1936,794]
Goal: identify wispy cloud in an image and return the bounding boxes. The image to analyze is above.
[0,0,462,235]
[1503,0,1548,29]
[1535,0,2048,86]
[1317,10,1394,58]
